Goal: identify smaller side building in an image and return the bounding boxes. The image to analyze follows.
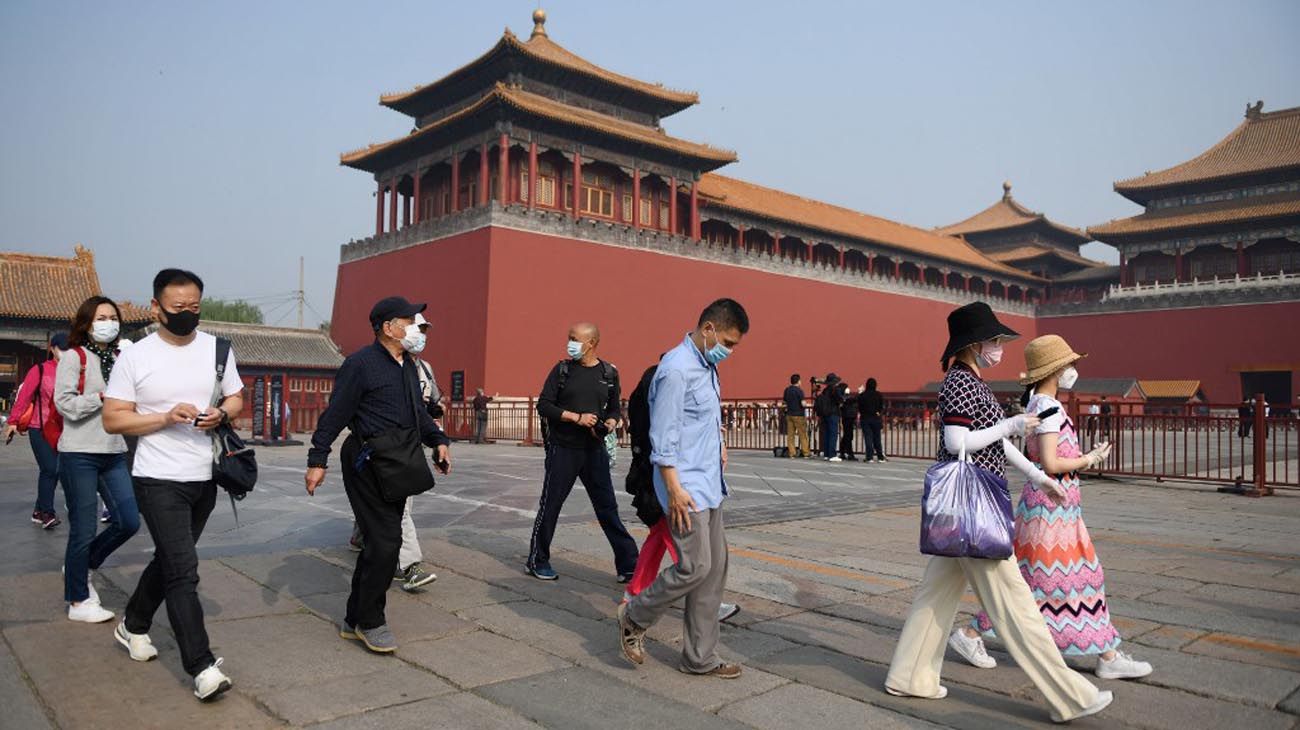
[0,245,150,409]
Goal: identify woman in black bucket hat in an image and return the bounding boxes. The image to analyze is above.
[882,302,1114,724]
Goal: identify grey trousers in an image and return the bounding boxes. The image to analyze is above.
[626,507,728,672]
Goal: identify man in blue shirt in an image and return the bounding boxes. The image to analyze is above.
[618,298,749,679]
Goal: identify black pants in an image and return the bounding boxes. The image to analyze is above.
[340,433,405,630]
[839,418,857,458]
[862,419,884,460]
[528,442,638,575]
[125,477,217,677]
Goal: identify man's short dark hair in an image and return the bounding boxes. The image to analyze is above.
[790,374,800,384]
[152,268,205,300]
[698,298,749,334]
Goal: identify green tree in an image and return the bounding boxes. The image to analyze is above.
[202,298,264,324]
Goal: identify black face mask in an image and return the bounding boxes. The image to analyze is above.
[160,309,200,336]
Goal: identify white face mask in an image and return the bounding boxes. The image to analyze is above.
[974,340,1004,368]
[91,320,120,344]
[1058,366,1079,390]
[395,322,426,354]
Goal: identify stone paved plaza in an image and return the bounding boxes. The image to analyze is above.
[1,440,1298,729]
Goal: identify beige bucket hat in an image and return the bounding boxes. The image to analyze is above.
[1018,334,1087,386]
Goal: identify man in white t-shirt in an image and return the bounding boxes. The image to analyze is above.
[103,268,244,702]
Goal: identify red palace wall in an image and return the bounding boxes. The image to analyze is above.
[332,227,1039,398]
[1042,302,1300,402]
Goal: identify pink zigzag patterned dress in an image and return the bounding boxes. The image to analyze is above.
[974,393,1121,656]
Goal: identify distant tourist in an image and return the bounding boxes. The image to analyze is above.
[527,322,636,582]
[857,378,886,463]
[838,381,858,461]
[815,372,844,462]
[55,297,141,624]
[618,299,749,679]
[471,388,496,443]
[782,374,811,458]
[884,302,1112,723]
[103,269,243,701]
[1238,399,1253,438]
[953,334,1152,681]
[4,333,69,529]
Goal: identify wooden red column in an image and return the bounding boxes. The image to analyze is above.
[668,176,679,234]
[737,223,747,251]
[450,155,460,213]
[838,247,845,269]
[893,259,901,279]
[805,242,813,261]
[963,275,970,292]
[867,254,874,274]
[498,134,510,204]
[401,190,410,227]
[527,142,538,210]
[479,144,490,207]
[689,181,700,241]
[1174,249,1185,282]
[388,179,398,232]
[985,280,992,296]
[1237,241,1247,276]
[571,152,581,220]
[412,170,422,224]
[1119,253,1128,286]
[631,169,641,229]
[375,180,385,235]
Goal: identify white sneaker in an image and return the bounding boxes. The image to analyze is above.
[718,602,741,622]
[1052,689,1113,723]
[193,658,233,701]
[1096,650,1153,680]
[828,457,843,463]
[68,601,115,623]
[114,622,159,661]
[885,684,948,699]
[948,629,997,668]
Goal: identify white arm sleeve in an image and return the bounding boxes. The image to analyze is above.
[942,416,1023,456]
[1002,438,1050,484]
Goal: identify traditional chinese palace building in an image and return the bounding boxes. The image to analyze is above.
[330,11,1299,403]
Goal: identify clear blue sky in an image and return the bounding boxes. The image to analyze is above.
[3,0,1297,326]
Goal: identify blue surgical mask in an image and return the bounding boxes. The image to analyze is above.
[703,325,731,366]
[566,340,584,360]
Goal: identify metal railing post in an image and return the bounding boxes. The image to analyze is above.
[1252,392,1271,496]
[521,397,536,447]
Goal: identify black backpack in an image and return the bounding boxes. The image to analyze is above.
[539,359,617,447]
[211,338,257,523]
[624,362,664,527]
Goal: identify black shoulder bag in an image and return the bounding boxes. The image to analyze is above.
[361,358,436,502]
[211,338,258,519]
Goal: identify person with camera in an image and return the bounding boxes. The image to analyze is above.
[102,269,244,701]
[527,322,638,582]
[305,296,451,655]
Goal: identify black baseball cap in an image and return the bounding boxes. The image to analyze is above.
[369,296,427,329]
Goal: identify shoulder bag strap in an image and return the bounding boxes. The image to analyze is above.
[75,347,87,394]
[213,338,231,409]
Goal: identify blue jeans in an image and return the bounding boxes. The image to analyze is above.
[60,452,140,602]
[821,416,840,458]
[29,429,60,513]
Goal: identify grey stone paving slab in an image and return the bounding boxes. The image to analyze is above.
[1127,624,1207,650]
[0,636,53,730]
[219,551,354,598]
[1280,685,1300,716]
[102,559,303,626]
[399,630,572,688]
[457,600,620,663]
[723,564,865,609]
[298,590,478,643]
[405,571,527,614]
[1183,633,1300,673]
[0,571,66,627]
[579,639,790,713]
[1086,674,1298,730]
[205,612,395,692]
[476,666,751,730]
[260,665,456,725]
[4,619,277,729]
[1117,595,1300,643]
[750,644,1063,729]
[305,690,541,729]
[719,682,943,729]
[1115,644,1300,708]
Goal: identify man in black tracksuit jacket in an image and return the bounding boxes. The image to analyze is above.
[527,322,639,581]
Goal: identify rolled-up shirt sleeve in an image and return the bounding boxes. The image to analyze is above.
[649,368,686,468]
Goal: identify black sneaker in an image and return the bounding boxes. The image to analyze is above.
[617,572,635,584]
[527,565,558,581]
